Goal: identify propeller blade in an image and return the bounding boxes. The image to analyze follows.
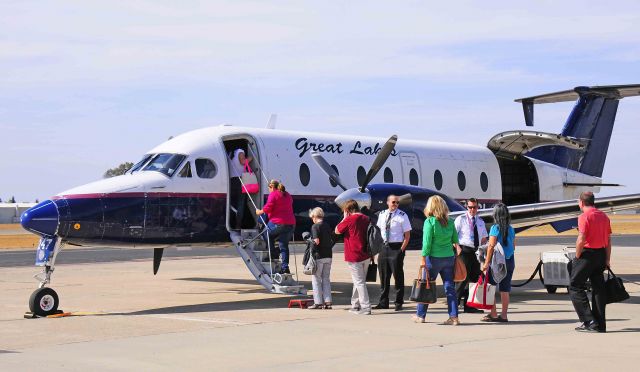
[398,193,413,207]
[153,248,164,275]
[360,135,398,192]
[311,152,348,191]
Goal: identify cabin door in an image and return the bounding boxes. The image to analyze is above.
[223,135,264,231]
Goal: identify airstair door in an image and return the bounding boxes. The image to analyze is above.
[399,152,422,186]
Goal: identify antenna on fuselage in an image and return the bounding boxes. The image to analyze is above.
[266,114,277,129]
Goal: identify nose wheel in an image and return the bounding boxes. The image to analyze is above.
[29,287,60,316]
[26,237,64,318]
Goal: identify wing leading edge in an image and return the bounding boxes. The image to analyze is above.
[451,193,640,232]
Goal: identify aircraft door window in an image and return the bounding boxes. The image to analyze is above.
[357,166,366,187]
[143,153,186,177]
[409,168,419,186]
[480,172,489,192]
[195,158,217,179]
[299,163,310,186]
[384,167,393,183]
[178,161,192,178]
[457,171,466,191]
[434,170,443,190]
[329,164,339,187]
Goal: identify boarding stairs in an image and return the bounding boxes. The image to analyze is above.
[231,229,306,295]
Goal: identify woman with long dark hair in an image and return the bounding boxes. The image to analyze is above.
[481,203,516,322]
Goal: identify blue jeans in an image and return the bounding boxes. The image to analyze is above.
[416,256,458,319]
[266,221,294,269]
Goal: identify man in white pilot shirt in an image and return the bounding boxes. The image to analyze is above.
[374,195,412,311]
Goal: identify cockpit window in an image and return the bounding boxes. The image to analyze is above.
[142,153,186,177]
[178,161,192,178]
[129,154,153,174]
[195,158,217,179]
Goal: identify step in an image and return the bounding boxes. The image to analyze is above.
[273,284,306,295]
[241,229,260,239]
[253,250,274,262]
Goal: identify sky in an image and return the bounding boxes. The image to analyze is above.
[1,1,640,202]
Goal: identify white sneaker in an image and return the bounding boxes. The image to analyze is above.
[355,308,371,315]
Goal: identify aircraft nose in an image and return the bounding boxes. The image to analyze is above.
[20,200,59,237]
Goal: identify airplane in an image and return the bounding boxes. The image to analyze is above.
[20,84,640,316]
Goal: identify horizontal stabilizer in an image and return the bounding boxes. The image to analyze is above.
[515,84,640,105]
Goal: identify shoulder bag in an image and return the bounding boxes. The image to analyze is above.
[605,267,630,304]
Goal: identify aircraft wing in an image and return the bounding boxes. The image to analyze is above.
[450,193,640,231]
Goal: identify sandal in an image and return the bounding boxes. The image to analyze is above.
[324,303,332,310]
[309,304,324,310]
[481,315,499,322]
[495,315,508,323]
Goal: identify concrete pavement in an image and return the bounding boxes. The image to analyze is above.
[0,242,638,371]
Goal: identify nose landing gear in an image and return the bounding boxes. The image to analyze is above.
[26,237,64,317]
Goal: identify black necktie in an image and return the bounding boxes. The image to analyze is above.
[473,217,479,248]
[385,211,392,243]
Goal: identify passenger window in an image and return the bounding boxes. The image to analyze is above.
[434,170,443,190]
[384,167,393,183]
[195,158,217,179]
[409,168,419,186]
[457,171,466,191]
[299,163,311,186]
[480,172,489,192]
[178,162,192,178]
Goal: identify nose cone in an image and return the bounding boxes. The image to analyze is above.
[335,188,372,210]
[21,200,59,237]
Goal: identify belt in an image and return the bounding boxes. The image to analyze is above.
[385,242,403,249]
[461,245,478,252]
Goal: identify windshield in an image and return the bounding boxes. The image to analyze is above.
[129,154,153,174]
[142,153,186,177]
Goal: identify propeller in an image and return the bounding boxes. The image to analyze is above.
[153,248,164,275]
[360,135,397,192]
[311,135,398,210]
[311,152,348,191]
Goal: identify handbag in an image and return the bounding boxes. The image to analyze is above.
[303,254,317,275]
[467,273,496,310]
[605,267,630,304]
[410,265,437,304]
[453,255,467,282]
[366,260,377,282]
[241,163,259,194]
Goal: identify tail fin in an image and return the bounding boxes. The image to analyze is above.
[516,84,640,177]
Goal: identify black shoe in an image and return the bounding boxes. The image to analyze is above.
[373,304,389,310]
[394,304,404,311]
[464,307,484,314]
[575,321,601,333]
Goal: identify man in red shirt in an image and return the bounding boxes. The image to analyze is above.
[570,191,612,333]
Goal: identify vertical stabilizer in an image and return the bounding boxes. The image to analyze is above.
[516,85,640,177]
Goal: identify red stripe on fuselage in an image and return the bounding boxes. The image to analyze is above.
[53,192,227,200]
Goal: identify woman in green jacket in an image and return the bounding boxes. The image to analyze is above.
[414,195,461,325]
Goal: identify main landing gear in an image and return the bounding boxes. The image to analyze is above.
[27,237,64,317]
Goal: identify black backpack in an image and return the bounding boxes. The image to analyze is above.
[365,222,384,256]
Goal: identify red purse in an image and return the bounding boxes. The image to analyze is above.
[466,273,496,310]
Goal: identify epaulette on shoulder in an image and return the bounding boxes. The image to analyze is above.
[398,210,406,216]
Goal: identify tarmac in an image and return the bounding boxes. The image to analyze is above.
[1,240,639,371]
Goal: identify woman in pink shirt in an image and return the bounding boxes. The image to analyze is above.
[256,180,296,274]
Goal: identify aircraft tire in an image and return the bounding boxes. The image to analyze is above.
[29,287,59,316]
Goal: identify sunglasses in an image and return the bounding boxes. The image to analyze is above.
[390,201,399,204]
[467,205,478,209]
